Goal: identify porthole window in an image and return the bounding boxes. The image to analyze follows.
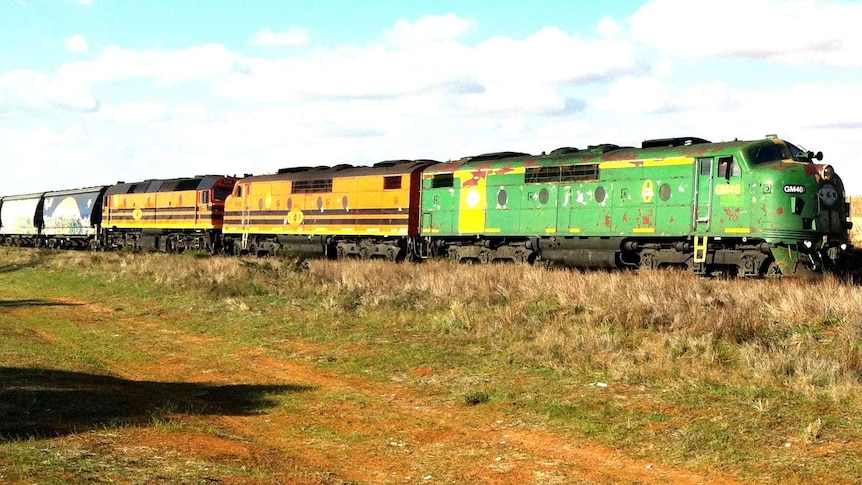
[659,183,672,201]
[539,188,550,204]
[342,196,349,210]
[595,186,607,204]
[258,198,264,211]
[317,197,324,211]
[287,197,293,210]
[497,189,508,207]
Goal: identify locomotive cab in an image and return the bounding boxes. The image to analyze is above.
[742,137,850,275]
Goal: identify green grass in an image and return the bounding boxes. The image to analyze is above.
[1,248,862,483]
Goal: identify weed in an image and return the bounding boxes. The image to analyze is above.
[463,390,491,406]
[802,418,823,444]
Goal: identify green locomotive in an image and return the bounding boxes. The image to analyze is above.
[419,136,850,277]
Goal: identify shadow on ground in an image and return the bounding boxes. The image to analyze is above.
[0,367,314,441]
[0,249,56,274]
[0,299,82,308]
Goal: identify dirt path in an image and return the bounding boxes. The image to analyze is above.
[21,298,746,484]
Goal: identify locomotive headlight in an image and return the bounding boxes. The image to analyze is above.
[841,243,848,251]
[818,164,834,182]
[803,240,813,249]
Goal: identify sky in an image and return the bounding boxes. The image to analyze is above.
[2,0,862,197]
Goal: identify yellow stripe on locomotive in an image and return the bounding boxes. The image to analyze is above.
[224,161,435,237]
[102,175,238,252]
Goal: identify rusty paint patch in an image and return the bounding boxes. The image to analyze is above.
[493,163,516,175]
[724,207,739,222]
[461,170,488,188]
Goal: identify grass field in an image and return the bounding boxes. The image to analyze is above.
[1,247,861,484]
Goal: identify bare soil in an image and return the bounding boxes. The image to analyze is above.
[4,297,747,484]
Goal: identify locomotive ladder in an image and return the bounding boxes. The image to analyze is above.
[693,236,708,263]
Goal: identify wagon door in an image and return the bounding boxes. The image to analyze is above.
[421,173,456,235]
[197,189,209,226]
[694,157,714,232]
[241,183,252,231]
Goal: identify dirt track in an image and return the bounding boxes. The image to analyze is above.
[7,297,746,484]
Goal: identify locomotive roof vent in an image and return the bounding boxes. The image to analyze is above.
[549,147,580,155]
[587,143,622,153]
[277,166,313,174]
[467,151,530,162]
[641,137,711,149]
[332,164,354,171]
[374,160,405,168]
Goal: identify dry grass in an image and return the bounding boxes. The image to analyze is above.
[5,247,862,481]
[24,248,862,402]
[849,195,862,246]
[301,260,862,400]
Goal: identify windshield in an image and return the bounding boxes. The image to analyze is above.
[214,188,233,201]
[748,143,788,165]
[785,141,815,162]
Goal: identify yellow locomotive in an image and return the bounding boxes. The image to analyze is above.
[222,161,437,259]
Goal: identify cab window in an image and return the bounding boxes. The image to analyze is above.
[717,156,740,178]
[748,143,786,165]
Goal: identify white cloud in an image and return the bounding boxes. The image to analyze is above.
[473,27,637,86]
[249,27,310,47]
[58,43,241,86]
[380,13,475,47]
[112,101,166,125]
[628,0,862,66]
[0,70,99,113]
[596,16,623,38]
[0,125,101,192]
[4,9,862,199]
[65,34,88,53]
[215,22,638,119]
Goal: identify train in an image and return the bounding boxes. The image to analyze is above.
[0,135,852,278]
